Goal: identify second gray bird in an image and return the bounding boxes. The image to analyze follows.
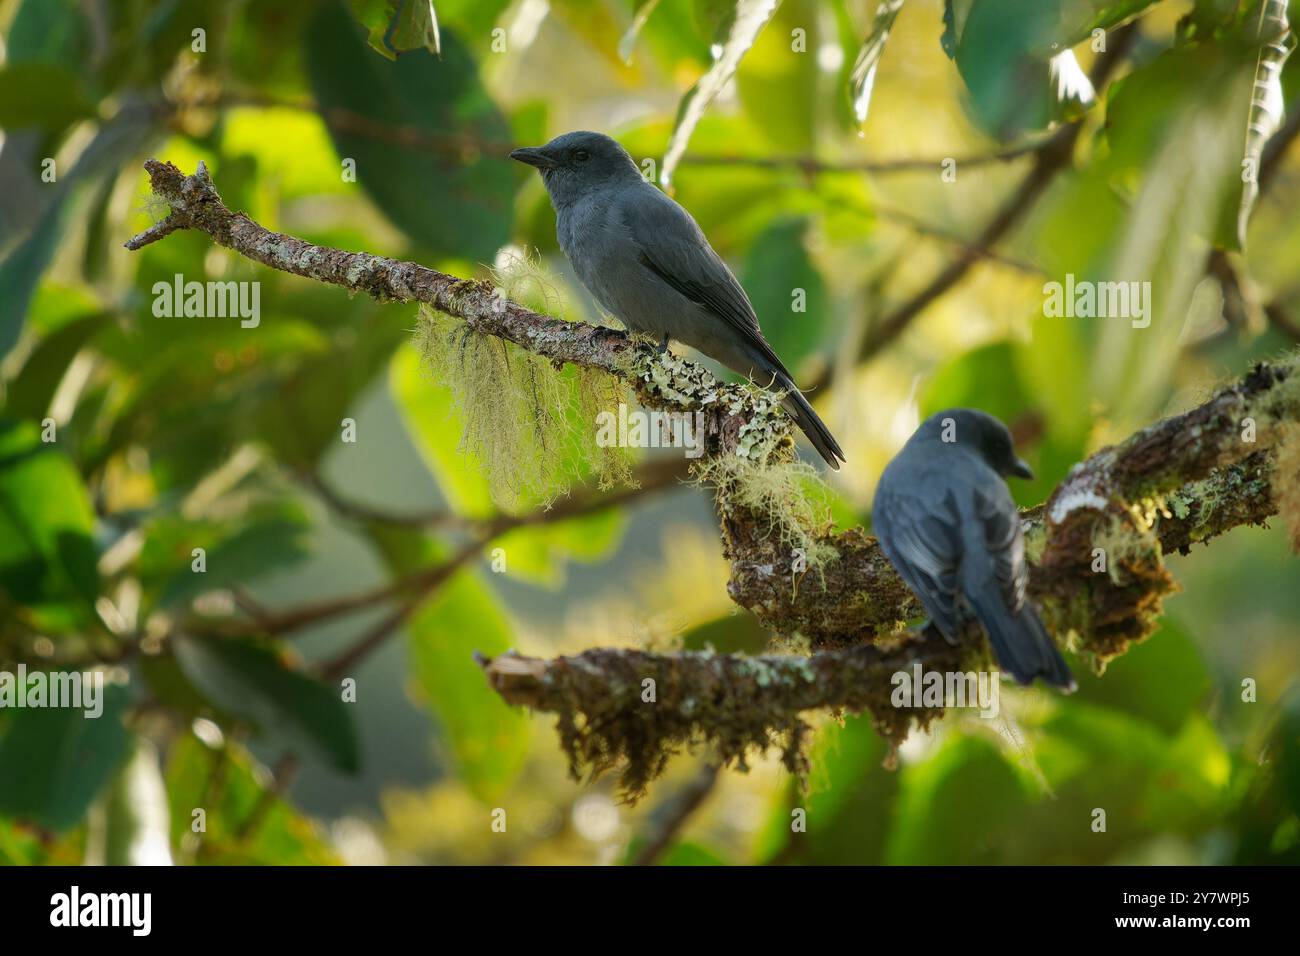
[511,131,845,469]
[872,408,1075,690]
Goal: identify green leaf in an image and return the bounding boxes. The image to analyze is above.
[848,0,906,127]
[1227,1,1295,249]
[0,100,157,358]
[0,419,99,609]
[735,0,822,151]
[661,0,782,188]
[349,0,441,59]
[741,216,830,371]
[0,680,130,831]
[173,634,360,774]
[941,0,1144,136]
[165,733,340,864]
[6,0,88,67]
[942,0,1159,61]
[158,516,312,608]
[885,734,1032,864]
[305,1,513,260]
[4,311,111,422]
[390,344,492,516]
[0,63,95,129]
[368,527,530,800]
[753,714,898,864]
[1073,619,1210,735]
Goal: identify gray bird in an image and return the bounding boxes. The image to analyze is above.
[510,131,845,469]
[872,408,1075,689]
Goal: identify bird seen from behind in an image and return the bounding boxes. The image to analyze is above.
[872,408,1075,690]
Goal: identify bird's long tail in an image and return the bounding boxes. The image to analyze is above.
[772,372,845,470]
[969,593,1075,691]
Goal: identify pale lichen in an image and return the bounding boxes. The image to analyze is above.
[696,453,839,579]
[414,302,633,510]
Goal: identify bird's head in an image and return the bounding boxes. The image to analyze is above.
[922,408,1034,480]
[510,131,642,205]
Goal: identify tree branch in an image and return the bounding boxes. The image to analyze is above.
[127,159,789,464]
[482,358,1300,796]
[129,157,1300,802]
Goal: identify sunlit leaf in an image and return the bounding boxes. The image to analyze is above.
[885,734,1034,864]
[390,345,494,518]
[365,526,530,800]
[349,0,441,59]
[1229,0,1295,249]
[165,733,340,864]
[660,0,782,188]
[620,0,664,63]
[753,714,897,864]
[735,0,821,152]
[849,0,906,127]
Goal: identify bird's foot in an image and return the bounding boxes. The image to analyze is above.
[920,619,960,647]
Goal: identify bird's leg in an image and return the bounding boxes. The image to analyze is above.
[657,334,670,355]
[919,619,961,647]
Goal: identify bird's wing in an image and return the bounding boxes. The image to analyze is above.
[973,481,1028,613]
[623,189,791,380]
[874,480,964,637]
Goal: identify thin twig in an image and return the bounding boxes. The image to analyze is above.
[233,751,300,843]
[631,762,722,865]
[843,23,1141,374]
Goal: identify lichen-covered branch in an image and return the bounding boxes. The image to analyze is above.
[479,630,969,797]
[726,358,1299,656]
[129,159,1300,800]
[127,159,793,464]
[482,358,1300,797]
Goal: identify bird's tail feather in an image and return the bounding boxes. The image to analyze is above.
[970,593,1075,691]
[773,373,845,470]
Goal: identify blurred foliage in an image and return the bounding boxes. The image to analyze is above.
[0,0,1297,866]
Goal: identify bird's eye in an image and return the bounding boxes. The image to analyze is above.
[574,149,590,162]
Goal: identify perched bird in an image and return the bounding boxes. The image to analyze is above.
[511,131,845,469]
[872,408,1075,690]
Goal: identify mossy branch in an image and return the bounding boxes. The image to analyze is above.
[128,161,1300,799]
[482,357,1300,797]
[126,159,789,463]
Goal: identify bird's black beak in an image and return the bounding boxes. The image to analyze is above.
[510,147,557,170]
[1010,457,1034,481]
